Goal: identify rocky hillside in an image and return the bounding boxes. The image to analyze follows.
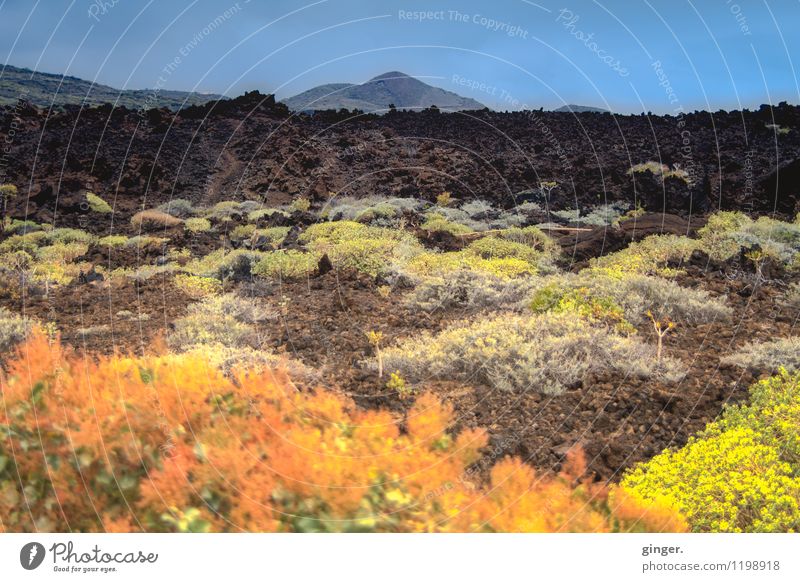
[0,64,224,110]
[1,91,798,226]
[282,71,485,112]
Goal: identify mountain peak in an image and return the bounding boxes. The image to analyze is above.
[368,71,414,82]
[283,71,484,113]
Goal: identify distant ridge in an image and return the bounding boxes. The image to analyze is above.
[282,71,485,112]
[0,64,224,110]
[554,104,609,113]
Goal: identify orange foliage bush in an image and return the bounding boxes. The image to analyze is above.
[0,334,687,532]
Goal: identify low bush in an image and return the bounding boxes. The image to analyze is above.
[0,307,32,352]
[86,192,113,213]
[405,270,538,313]
[173,274,223,298]
[156,198,194,218]
[533,272,731,325]
[405,251,537,280]
[185,249,265,281]
[722,337,800,374]
[131,210,183,230]
[628,161,690,182]
[184,217,212,233]
[382,311,684,394]
[300,220,423,276]
[623,370,800,532]
[420,213,473,236]
[0,333,686,532]
[96,235,129,248]
[590,235,699,277]
[698,212,800,265]
[252,250,320,280]
[250,226,290,248]
[168,293,274,351]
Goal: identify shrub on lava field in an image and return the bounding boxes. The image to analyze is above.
[698,212,800,264]
[552,202,629,227]
[623,370,800,532]
[186,249,265,281]
[156,198,195,218]
[0,231,49,255]
[0,333,687,532]
[250,226,290,248]
[168,293,274,351]
[247,207,289,222]
[173,274,223,298]
[323,195,422,225]
[530,286,634,334]
[381,311,683,395]
[590,235,699,277]
[0,307,32,352]
[405,251,537,280]
[86,192,113,213]
[230,223,256,241]
[420,213,473,236]
[125,235,168,250]
[300,220,423,276]
[722,337,800,374]
[44,228,96,246]
[533,271,731,325]
[96,235,129,248]
[628,161,690,182]
[405,269,539,313]
[131,209,183,230]
[4,220,43,234]
[496,225,560,254]
[785,283,800,309]
[252,250,320,280]
[184,217,212,233]
[465,237,541,264]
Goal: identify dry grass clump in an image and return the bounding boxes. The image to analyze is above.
[131,209,183,230]
[381,311,684,395]
[722,337,800,374]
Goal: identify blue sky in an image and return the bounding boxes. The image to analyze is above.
[1,0,798,113]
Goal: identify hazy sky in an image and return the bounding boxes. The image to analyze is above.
[1,0,798,113]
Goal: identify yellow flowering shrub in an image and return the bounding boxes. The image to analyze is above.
[622,370,800,532]
[0,334,685,532]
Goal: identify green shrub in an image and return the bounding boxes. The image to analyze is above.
[185,217,212,233]
[251,226,290,247]
[252,250,320,280]
[590,235,699,277]
[622,370,800,532]
[300,221,423,276]
[230,223,256,241]
[186,249,265,280]
[97,235,129,248]
[420,213,473,236]
[85,192,113,213]
[381,311,683,395]
[405,251,537,279]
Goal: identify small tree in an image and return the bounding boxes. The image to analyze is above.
[366,330,384,378]
[647,311,675,365]
[538,181,558,201]
[0,184,18,231]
